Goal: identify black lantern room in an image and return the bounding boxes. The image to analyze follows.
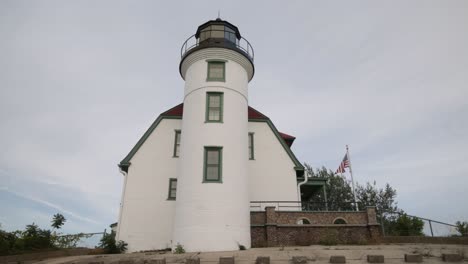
[196,18,241,46]
[180,19,254,65]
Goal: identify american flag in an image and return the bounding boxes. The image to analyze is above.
[335,153,350,174]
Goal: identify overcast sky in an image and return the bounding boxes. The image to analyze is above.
[1,1,467,236]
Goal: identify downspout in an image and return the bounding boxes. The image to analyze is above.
[297,170,309,210]
[116,166,128,241]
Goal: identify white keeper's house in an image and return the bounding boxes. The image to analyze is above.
[116,19,326,253]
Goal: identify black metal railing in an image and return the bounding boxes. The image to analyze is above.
[250,201,360,212]
[181,30,254,62]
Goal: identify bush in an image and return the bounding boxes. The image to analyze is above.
[173,243,185,254]
[98,231,127,254]
[385,214,424,236]
[455,221,468,236]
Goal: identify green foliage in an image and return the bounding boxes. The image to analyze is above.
[53,233,93,248]
[173,243,185,254]
[0,212,96,256]
[98,231,127,254]
[356,181,399,214]
[304,164,425,237]
[238,244,246,250]
[0,223,54,255]
[51,214,66,229]
[304,165,355,211]
[455,221,468,236]
[384,214,424,236]
[304,164,399,213]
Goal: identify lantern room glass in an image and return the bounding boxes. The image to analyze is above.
[198,25,238,45]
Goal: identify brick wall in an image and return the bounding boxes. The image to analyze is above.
[250,206,382,247]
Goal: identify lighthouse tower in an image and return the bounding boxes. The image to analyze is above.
[173,19,255,252]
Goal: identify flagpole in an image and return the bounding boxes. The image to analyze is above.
[347,145,359,211]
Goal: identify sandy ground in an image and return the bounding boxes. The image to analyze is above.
[31,244,467,264]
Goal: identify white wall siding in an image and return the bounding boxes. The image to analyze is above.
[248,122,300,205]
[117,119,181,252]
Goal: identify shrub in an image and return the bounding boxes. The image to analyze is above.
[238,244,246,250]
[173,243,185,254]
[455,221,468,236]
[98,231,127,254]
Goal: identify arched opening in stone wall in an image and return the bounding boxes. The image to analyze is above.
[333,217,347,224]
[296,218,311,225]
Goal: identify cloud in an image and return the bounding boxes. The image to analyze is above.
[1,187,100,225]
[0,0,467,232]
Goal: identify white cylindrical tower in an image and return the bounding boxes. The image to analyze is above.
[173,19,255,252]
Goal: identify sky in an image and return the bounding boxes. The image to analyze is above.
[1,1,467,237]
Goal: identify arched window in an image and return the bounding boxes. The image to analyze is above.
[296,218,311,225]
[333,218,347,224]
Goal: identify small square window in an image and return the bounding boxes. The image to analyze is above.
[203,147,222,183]
[207,61,225,82]
[167,178,177,200]
[206,92,223,122]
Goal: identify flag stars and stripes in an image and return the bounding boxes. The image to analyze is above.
[335,153,350,174]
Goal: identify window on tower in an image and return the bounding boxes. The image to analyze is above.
[167,178,177,200]
[207,61,225,82]
[248,133,254,160]
[173,130,181,157]
[206,92,223,122]
[203,147,223,183]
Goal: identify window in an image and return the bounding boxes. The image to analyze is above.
[206,92,223,122]
[173,130,181,157]
[167,178,177,200]
[333,218,347,224]
[248,133,254,160]
[207,61,225,82]
[296,218,311,225]
[203,147,223,183]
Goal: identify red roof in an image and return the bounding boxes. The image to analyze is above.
[279,132,296,147]
[162,103,269,120]
[161,103,295,147]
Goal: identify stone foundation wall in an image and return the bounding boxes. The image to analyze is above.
[251,206,382,247]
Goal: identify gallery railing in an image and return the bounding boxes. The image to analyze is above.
[181,30,254,62]
[250,201,359,212]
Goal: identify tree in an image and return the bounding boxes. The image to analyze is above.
[51,213,66,229]
[304,163,424,236]
[356,181,399,214]
[304,165,355,211]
